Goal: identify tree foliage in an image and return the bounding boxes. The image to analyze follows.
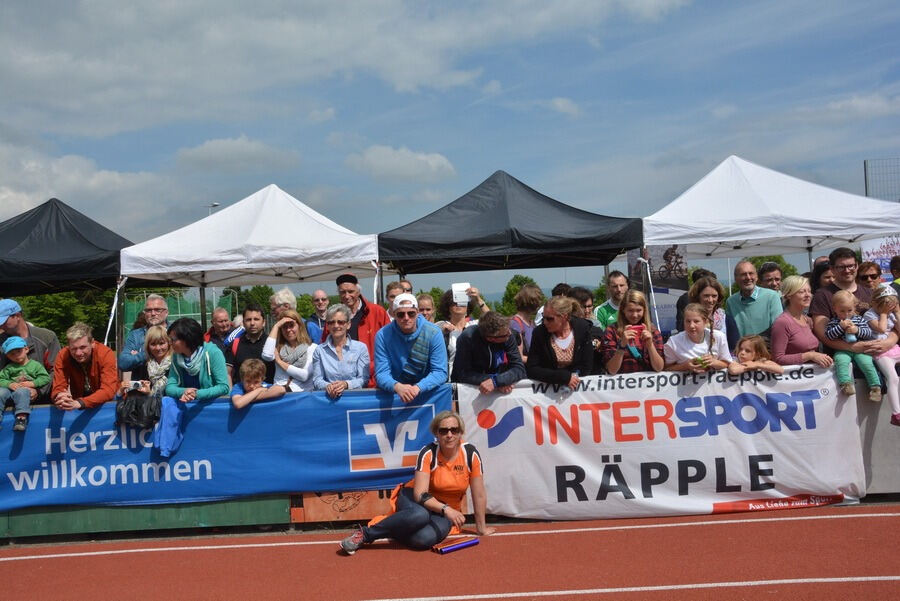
[18,289,117,344]
[497,274,538,316]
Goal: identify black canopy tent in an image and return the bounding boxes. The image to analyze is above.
[378,170,642,274]
[0,198,135,296]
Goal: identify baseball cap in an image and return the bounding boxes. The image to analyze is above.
[0,299,22,326]
[392,293,418,311]
[1,336,27,355]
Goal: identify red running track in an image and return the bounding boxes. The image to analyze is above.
[1,504,897,601]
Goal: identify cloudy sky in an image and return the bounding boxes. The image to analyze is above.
[3,1,900,296]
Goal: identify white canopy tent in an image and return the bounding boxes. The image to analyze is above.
[120,184,380,287]
[643,155,900,263]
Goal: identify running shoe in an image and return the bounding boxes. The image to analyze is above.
[340,525,365,555]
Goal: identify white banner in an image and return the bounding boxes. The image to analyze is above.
[459,367,865,520]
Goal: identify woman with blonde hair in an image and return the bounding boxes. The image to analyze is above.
[770,275,833,367]
[261,309,317,392]
[340,410,494,554]
[601,290,664,374]
[526,296,593,389]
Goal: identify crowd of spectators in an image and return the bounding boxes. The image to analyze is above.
[4,247,900,434]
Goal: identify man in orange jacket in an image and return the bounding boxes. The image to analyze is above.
[51,322,118,411]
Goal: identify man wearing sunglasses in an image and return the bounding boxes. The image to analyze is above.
[305,289,330,343]
[811,247,898,356]
[374,294,447,403]
[118,294,170,373]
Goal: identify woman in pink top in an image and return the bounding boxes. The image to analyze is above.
[770,275,834,367]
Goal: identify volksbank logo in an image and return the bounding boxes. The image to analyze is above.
[346,406,435,472]
[477,406,524,448]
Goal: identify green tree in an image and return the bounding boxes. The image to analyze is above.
[18,288,118,344]
[747,255,798,278]
[497,275,538,316]
[296,293,314,318]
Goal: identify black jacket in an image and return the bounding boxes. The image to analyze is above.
[451,327,526,387]
[526,318,593,385]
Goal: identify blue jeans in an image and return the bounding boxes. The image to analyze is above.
[0,387,32,415]
[364,487,451,550]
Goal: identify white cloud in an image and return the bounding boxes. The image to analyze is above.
[711,104,737,119]
[545,97,582,117]
[308,107,336,123]
[346,145,456,183]
[175,135,300,173]
[0,1,690,135]
[0,140,183,241]
[482,80,502,96]
[823,93,900,119]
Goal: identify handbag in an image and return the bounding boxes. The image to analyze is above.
[115,391,161,429]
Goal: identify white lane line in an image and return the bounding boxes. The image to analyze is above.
[1,511,897,563]
[491,511,900,537]
[355,576,900,601]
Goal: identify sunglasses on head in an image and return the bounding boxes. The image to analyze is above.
[438,426,461,435]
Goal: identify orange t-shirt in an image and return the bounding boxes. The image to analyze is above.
[369,442,483,532]
[411,441,483,513]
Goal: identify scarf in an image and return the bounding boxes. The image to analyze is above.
[713,308,726,332]
[400,322,436,384]
[279,342,309,369]
[174,345,206,377]
[146,354,172,398]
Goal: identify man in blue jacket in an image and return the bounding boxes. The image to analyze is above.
[374,293,447,403]
[119,294,169,372]
[451,312,525,394]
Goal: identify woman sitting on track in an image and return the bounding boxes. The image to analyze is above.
[340,410,495,554]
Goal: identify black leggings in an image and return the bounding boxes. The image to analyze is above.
[364,487,452,550]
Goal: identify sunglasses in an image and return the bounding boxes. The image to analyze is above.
[395,310,417,319]
[543,314,559,322]
[401,287,412,293]
[313,297,329,303]
[327,319,348,326]
[438,427,461,435]
[859,273,881,281]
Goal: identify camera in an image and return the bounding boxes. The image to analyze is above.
[128,381,143,391]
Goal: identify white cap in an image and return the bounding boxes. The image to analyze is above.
[391,293,418,311]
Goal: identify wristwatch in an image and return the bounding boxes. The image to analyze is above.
[441,504,449,516]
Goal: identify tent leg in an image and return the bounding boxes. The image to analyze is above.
[199,286,208,332]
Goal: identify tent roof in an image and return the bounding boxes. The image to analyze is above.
[0,198,134,296]
[378,170,642,273]
[643,155,900,259]
[120,184,378,286]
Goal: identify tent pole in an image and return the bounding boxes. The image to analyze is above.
[199,286,208,332]
[806,238,813,271]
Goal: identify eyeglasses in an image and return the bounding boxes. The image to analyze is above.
[395,310,417,319]
[313,298,329,303]
[401,287,412,293]
[144,307,167,313]
[859,273,881,281]
[833,263,857,271]
[437,427,461,435]
[327,319,348,326]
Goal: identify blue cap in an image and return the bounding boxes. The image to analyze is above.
[1,336,27,355]
[0,299,22,326]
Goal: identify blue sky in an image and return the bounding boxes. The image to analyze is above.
[2,1,900,298]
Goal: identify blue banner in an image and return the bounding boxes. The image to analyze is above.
[0,385,452,512]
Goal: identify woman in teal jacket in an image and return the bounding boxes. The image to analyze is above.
[165,318,230,402]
